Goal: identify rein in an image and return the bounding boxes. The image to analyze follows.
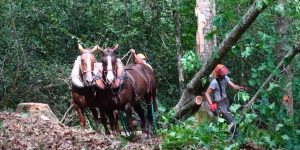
[114,70,127,94]
[121,50,131,61]
[120,49,132,65]
[80,67,94,74]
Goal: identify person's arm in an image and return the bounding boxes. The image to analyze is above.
[130,48,137,57]
[205,88,214,105]
[130,49,144,64]
[205,87,217,112]
[228,80,246,90]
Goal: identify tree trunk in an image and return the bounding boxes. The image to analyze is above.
[241,41,300,116]
[275,0,294,116]
[195,0,215,63]
[194,0,217,122]
[174,0,270,119]
[173,0,185,93]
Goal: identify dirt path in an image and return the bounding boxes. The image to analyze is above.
[0,112,161,150]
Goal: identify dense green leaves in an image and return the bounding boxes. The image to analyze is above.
[181,50,202,78]
[0,0,182,112]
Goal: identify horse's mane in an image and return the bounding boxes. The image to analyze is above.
[71,56,84,88]
[94,62,102,75]
[71,56,102,88]
[71,56,84,87]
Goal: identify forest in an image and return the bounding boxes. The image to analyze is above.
[0,0,300,149]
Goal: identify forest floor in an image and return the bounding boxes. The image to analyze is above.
[0,112,161,150]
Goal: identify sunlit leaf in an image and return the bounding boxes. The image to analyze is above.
[256,0,264,10]
[263,136,275,147]
[236,91,250,102]
[230,104,241,113]
[169,132,176,137]
[257,63,267,71]
[218,118,225,123]
[274,3,284,15]
[281,134,290,140]
[244,113,257,123]
[241,46,252,58]
[263,0,269,5]
[275,124,283,131]
[269,102,275,110]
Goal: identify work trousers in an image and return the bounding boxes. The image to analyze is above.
[215,98,233,124]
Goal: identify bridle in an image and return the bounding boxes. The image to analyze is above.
[102,53,117,86]
[79,52,95,78]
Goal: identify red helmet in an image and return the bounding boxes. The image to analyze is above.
[214,64,229,77]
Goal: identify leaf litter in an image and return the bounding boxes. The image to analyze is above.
[0,112,161,150]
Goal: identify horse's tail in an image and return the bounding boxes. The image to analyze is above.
[152,93,158,112]
[141,65,157,112]
[148,77,157,112]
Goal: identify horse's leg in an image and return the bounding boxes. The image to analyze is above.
[125,103,135,133]
[133,103,147,137]
[100,109,110,135]
[145,95,155,138]
[107,110,117,135]
[74,104,86,128]
[90,107,100,132]
[113,110,120,134]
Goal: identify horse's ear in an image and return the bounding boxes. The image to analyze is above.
[111,44,119,52]
[91,45,99,53]
[98,46,105,54]
[78,44,85,54]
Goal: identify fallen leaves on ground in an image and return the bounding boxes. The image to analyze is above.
[0,112,161,150]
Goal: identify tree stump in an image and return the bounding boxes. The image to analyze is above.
[15,102,59,122]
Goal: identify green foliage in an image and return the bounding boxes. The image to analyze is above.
[161,116,238,149]
[0,120,3,129]
[161,98,300,149]
[181,50,202,77]
[0,0,184,116]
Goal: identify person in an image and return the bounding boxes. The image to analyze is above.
[205,64,247,135]
[130,48,153,70]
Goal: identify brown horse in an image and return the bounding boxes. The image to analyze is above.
[121,63,157,137]
[94,44,121,135]
[95,46,157,137]
[71,44,100,129]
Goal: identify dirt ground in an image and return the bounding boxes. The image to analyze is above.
[0,112,161,150]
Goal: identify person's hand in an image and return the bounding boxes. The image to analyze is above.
[130,49,135,54]
[210,103,217,112]
[240,86,249,91]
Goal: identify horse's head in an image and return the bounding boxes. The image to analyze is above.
[78,44,98,86]
[99,44,119,87]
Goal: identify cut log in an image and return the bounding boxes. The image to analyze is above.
[15,102,59,122]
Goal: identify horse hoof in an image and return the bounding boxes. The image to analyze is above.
[112,131,119,136]
[132,120,139,126]
[130,135,138,142]
[142,133,148,139]
[147,133,152,139]
[105,131,111,135]
[95,129,100,134]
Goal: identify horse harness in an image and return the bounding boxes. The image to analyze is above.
[123,69,141,101]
